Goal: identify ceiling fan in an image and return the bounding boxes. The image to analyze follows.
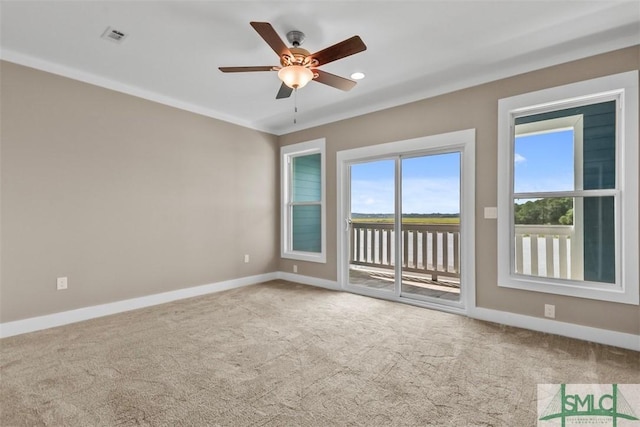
[219,22,367,99]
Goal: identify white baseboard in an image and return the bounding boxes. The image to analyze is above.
[468,306,640,352]
[277,271,341,291]
[3,272,638,352]
[0,272,277,339]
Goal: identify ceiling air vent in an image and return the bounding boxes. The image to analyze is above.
[101,27,128,43]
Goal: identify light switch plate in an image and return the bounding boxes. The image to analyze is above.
[484,207,498,219]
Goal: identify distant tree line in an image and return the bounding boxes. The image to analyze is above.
[514,197,573,225]
[354,199,574,225]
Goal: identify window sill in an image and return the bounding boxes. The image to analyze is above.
[498,274,638,305]
[281,251,326,264]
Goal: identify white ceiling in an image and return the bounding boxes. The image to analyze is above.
[1,1,638,135]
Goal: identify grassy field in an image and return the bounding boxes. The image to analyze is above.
[352,217,459,225]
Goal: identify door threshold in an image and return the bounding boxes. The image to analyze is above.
[343,285,467,316]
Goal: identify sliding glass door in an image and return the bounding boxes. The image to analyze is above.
[338,129,473,312]
[348,159,396,293]
[346,154,461,303]
[400,153,461,303]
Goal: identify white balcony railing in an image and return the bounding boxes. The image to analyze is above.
[350,222,576,282]
[514,224,575,279]
[350,222,460,281]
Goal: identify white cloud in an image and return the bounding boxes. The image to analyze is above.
[351,177,460,214]
[351,180,394,213]
[514,153,526,164]
[514,174,574,193]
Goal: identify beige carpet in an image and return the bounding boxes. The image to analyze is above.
[1,280,638,426]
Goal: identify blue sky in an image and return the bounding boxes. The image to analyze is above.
[514,129,573,193]
[350,129,573,214]
[350,153,461,214]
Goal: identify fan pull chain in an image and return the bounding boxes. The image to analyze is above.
[293,88,298,124]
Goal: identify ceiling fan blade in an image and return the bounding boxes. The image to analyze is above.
[250,22,292,58]
[313,69,357,91]
[276,83,293,99]
[219,66,275,73]
[311,35,367,66]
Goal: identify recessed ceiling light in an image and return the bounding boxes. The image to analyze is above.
[351,72,365,80]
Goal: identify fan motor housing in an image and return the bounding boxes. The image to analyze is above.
[281,47,316,68]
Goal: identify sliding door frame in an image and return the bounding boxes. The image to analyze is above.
[336,129,476,314]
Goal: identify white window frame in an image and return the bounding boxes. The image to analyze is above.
[497,71,639,305]
[281,138,326,263]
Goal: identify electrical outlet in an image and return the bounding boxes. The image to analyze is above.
[293,265,298,273]
[544,304,555,318]
[57,277,68,290]
[244,254,250,263]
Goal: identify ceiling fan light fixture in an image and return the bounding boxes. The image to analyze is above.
[278,65,314,89]
[220,22,367,99]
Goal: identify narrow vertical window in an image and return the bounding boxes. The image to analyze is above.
[282,139,326,263]
[291,153,321,253]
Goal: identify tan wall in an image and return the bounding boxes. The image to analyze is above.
[2,46,639,335]
[0,61,279,323]
[278,46,640,335]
